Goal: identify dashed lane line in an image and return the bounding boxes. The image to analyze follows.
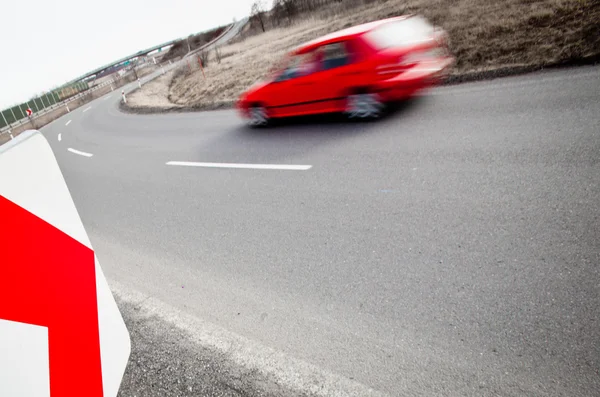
[166,161,312,171]
[68,148,93,157]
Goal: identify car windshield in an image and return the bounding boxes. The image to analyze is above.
[364,16,435,49]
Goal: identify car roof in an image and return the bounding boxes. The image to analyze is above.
[294,15,411,54]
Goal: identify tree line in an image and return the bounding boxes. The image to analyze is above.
[251,0,365,32]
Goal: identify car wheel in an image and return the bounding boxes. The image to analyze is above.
[248,105,269,127]
[345,93,384,120]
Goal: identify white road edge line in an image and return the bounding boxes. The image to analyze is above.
[82,106,92,112]
[68,148,93,157]
[58,133,62,142]
[166,161,312,171]
[65,120,72,126]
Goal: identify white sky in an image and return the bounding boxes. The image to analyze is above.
[0,0,256,109]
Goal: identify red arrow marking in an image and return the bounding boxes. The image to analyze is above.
[0,195,103,396]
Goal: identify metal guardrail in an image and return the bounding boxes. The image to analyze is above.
[0,78,120,136]
[183,19,239,58]
[124,20,247,96]
[124,62,181,97]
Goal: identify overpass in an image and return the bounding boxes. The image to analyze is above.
[66,39,179,85]
[65,18,247,86]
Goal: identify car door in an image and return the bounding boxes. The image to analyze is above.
[265,51,322,117]
[305,41,359,113]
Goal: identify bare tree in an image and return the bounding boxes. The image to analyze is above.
[131,58,139,81]
[251,0,266,32]
[272,0,299,25]
[214,46,222,64]
[271,0,285,25]
[186,35,193,53]
[198,49,210,68]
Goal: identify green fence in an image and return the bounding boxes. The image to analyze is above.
[0,81,89,129]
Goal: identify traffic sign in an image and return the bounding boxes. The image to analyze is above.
[26,108,32,116]
[0,131,130,397]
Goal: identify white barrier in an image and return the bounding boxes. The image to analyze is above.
[0,131,131,397]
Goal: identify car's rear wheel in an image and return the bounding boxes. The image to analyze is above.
[345,92,384,120]
[248,105,269,127]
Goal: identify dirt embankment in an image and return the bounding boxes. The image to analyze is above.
[125,0,600,112]
[124,72,182,112]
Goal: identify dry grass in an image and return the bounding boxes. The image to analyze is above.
[128,0,600,110]
[127,72,181,109]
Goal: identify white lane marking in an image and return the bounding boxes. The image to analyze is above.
[82,106,92,112]
[68,148,93,157]
[103,96,111,101]
[65,120,72,126]
[166,161,312,171]
[58,133,62,142]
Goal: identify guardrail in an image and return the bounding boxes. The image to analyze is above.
[183,19,240,58]
[125,19,247,96]
[0,78,119,136]
[123,61,181,98]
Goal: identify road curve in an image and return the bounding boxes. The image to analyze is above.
[41,66,600,396]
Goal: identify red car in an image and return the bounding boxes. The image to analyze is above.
[237,15,453,126]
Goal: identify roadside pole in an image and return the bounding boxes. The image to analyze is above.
[9,108,17,124]
[28,114,36,130]
[122,91,127,103]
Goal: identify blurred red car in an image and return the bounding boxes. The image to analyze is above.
[237,15,453,126]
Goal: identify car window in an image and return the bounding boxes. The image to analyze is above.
[276,52,319,81]
[363,16,435,49]
[320,42,351,71]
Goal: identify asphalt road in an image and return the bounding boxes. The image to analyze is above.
[41,66,600,396]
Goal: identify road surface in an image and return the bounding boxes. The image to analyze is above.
[40,66,600,396]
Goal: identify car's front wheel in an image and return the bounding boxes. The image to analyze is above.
[248,105,269,127]
[345,92,384,120]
